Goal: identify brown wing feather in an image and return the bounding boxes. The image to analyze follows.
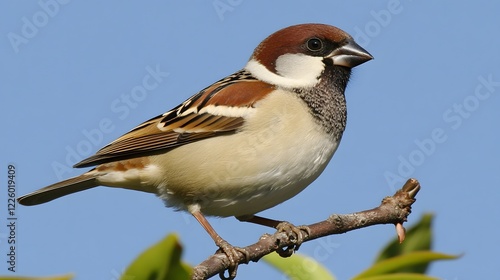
[74,70,275,168]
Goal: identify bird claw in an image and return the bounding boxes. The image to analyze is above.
[216,239,250,280]
[275,222,310,257]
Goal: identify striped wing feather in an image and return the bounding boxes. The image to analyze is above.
[74,71,275,168]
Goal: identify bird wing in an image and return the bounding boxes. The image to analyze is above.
[74,70,276,167]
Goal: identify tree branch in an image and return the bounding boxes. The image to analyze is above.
[192,178,421,280]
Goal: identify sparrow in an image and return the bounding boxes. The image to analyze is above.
[18,23,372,279]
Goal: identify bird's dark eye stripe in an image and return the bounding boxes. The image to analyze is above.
[306,38,323,51]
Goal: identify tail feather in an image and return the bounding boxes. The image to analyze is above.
[17,174,98,206]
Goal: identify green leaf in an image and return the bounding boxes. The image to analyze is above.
[263,252,336,280]
[375,213,434,273]
[0,275,73,280]
[353,273,439,280]
[121,233,192,280]
[353,251,459,279]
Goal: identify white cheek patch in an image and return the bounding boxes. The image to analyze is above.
[245,55,324,89]
[275,53,324,85]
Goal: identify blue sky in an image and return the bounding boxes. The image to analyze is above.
[1,1,499,279]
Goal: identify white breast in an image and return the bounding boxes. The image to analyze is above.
[148,89,340,217]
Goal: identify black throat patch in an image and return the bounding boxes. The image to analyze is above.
[293,66,351,141]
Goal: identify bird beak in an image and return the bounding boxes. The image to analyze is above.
[328,39,373,68]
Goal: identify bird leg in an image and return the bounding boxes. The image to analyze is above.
[237,215,310,257]
[191,210,249,279]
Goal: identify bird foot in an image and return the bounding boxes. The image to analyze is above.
[215,239,250,279]
[275,221,310,257]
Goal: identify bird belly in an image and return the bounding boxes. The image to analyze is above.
[148,90,341,217]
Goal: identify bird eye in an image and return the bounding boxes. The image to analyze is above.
[306,38,323,51]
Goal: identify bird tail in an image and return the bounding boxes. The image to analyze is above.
[17,174,98,206]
